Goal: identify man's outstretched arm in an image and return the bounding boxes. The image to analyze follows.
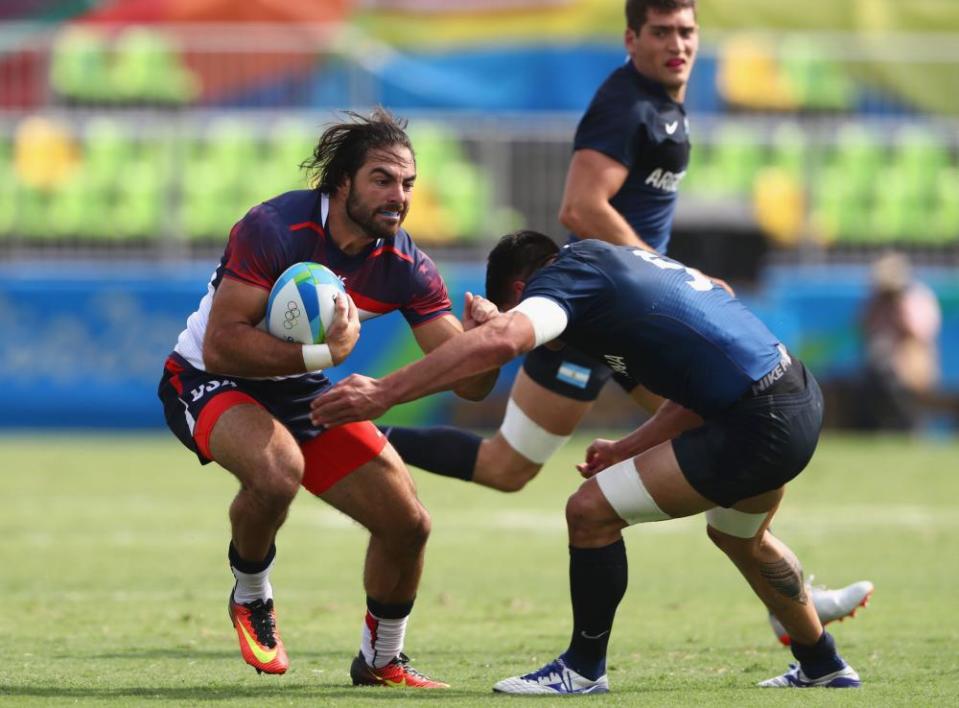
[310,310,537,427]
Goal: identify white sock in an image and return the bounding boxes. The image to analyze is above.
[361,610,410,668]
[231,559,274,605]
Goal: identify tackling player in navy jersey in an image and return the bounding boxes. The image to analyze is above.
[157,109,494,687]
[381,0,872,645]
[311,232,864,693]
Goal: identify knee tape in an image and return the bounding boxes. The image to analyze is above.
[705,507,767,538]
[595,458,670,525]
[498,398,571,464]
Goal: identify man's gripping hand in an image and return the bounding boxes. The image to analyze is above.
[576,438,624,479]
[326,292,361,366]
[311,374,388,427]
[462,291,499,332]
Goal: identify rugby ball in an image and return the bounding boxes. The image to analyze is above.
[266,262,345,344]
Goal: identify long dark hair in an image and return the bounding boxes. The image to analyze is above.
[301,107,415,194]
[485,230,560,308]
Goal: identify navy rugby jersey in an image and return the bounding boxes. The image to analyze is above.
[173,189,451,375]
[573,61,690,253]
[521,241,781,417]
[221,190,451,326]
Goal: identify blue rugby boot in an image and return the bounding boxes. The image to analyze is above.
[492,656,609,695]
[759,662,861,688]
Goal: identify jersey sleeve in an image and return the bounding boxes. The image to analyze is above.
[573,92,648,169]
[520,255,608,328]
[221,205,295,291]
[400,249,453,327]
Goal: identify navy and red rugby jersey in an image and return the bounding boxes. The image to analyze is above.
[173,190,452,373]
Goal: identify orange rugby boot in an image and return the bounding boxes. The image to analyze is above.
[350,652,449,688]
[228,590,289,674]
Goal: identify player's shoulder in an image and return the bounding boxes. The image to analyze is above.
[594,63,659,104]
[254,189,319,227]
[375,228,435,268]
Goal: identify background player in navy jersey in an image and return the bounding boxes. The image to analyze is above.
[311,232,864,694]
[381,0,872,644]
[157,109,495,687]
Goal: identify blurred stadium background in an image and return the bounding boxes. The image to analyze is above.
[1,0,957,431]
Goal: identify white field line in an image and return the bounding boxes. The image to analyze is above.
[13,504,958,548]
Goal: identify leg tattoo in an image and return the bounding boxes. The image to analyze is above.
[760,555,807,604]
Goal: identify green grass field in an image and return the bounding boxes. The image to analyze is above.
[2,432,957,706]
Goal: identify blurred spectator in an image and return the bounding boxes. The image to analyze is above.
[857,253,941,431]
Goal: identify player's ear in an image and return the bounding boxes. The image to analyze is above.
[512,280,526,305]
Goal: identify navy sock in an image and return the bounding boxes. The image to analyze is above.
[790,630,844,678]
[563,540,628,681]
[380,425,479,481]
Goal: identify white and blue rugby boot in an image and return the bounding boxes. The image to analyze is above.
[759,662,861,688]
[493,656,609,695]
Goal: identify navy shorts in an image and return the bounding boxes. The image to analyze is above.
[522,344,638,402]
[672,358,824,508]
[157,352,386,495]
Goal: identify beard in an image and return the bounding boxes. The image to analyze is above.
[345,185,403,241]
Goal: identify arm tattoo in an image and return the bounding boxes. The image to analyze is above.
[760,556,808,604]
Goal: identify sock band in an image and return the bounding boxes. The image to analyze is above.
[228,542,276,574]
[366,596,414,620]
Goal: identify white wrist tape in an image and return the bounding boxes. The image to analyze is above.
[302,344,333,372]
[705,507,767,539]
[595,458,670,525]
[498,398,571,464]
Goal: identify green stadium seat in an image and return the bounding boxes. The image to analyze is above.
[768,122,808,178]
[932,168,959,243]
[891,127,950,195]
[0,138,14,237]
[18,185,59,240]
[779,35,855,111]
[694,124,763,196]
[827,125,886,202]
[810,165,870,243]
[110,27,199,105]
[49,25,113,103]
[44,170,115,241]
[113,159,165,239]
[869,167,929,243]
[83,117,134,193]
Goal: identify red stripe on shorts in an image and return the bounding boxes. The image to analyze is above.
[300,421,387,495]
[194,390,260,461]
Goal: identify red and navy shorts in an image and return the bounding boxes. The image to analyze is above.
[157,352,387,495]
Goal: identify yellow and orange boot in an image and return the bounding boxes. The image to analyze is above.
[350,652,449,688]
[228,590,289,674]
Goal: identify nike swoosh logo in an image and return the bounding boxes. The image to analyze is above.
[580,630,610,640]
[236,619,279,664]
[665,121,678,135]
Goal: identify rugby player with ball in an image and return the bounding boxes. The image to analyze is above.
[158,109,495,687]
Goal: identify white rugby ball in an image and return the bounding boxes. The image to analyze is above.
[266,262,345,344]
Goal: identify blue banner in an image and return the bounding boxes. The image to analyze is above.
[0,262,955,429]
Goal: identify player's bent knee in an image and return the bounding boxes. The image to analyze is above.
[391,503,431,549]
[498,398,571,465]
[565,490,606,533]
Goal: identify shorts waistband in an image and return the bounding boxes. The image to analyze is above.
[745,346,801,399]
